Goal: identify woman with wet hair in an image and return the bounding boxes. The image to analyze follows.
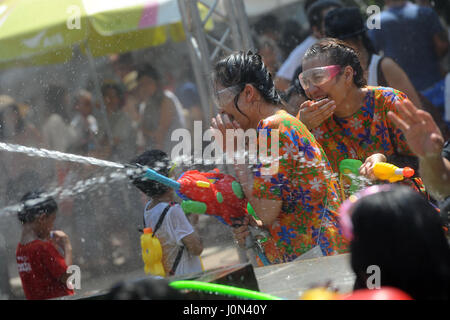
[212,51,348,265]
[324,7,450,140]
[339,185,450,300]
[324,7,422,108]
[297,38,421,186]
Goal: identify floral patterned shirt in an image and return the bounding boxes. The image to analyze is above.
[309,86,415,173]
[252,110,349,265]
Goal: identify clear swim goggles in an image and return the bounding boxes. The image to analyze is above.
[213,85,243,107]
[298,65,341,91]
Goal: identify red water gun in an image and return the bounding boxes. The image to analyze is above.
[138,166,270,265]
[139,166,256,225]
[176,169,257,226]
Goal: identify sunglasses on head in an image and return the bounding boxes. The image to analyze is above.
[298,65,341,91]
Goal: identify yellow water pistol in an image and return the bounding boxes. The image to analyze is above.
[141,227,165,277]
[373,162,415,183]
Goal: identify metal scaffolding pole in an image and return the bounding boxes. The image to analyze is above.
[178,0,256,265]
[177,0,255,125]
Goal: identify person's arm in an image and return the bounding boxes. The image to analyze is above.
[42,232,73,285]
[235,163,283,226]
[388,99,450,200]
[418,153,450,200]
[181,232,203,256]
[381,58,422,108]
[170,206,203,256]
[51,230,73,268]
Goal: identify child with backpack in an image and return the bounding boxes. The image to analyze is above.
[130,150,203,276]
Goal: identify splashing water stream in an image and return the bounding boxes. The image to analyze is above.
[0,142,375,218]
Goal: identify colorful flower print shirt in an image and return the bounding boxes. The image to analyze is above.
[252,110,349,265]
[307,87,424,196]
[310,87,414,173]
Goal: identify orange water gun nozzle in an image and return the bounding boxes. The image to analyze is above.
[402,167,415,178]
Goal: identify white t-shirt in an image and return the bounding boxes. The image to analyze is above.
[144,201,202,276]
[276,35,318,81]
[367,54,383,87]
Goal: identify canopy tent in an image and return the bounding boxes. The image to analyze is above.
[0,0,213,144]
[0,0,213,69]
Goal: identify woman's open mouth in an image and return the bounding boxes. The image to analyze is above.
[314,96,328,102]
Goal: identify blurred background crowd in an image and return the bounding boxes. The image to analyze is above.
[0,0,449,299]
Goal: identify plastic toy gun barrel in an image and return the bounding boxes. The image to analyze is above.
[142,167,181,190]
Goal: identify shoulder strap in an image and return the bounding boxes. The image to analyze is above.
[152,201,184,276]
[152,202,176,237]
[169,246,185,276]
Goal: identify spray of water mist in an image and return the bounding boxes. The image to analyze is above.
[0,142,125,169]
[0,142,147,218]
[0,141,375,219]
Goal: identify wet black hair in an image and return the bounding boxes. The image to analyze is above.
[129,149,171,198]
[105,278,185,300]
[284,65,307,105]
[303,38,367,88]
[137,64,161,83]
[214,51,282,118]
[350,186,450,300]
[324,7,377,56]
[18,191,58,224]
[306,0,343,29]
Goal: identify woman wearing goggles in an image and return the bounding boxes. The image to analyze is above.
[296,39,421,193]
[210,51,349,265]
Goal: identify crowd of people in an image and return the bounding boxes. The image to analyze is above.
[1,0,449,300]
[0,53,203,294]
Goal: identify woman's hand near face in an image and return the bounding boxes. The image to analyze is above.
[360,153,387,180]
[298,98,336,130]
[210,113,241,152]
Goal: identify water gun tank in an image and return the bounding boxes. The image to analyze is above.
[141,227,165,277]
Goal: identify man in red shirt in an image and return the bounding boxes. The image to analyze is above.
[16,191,74,300]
